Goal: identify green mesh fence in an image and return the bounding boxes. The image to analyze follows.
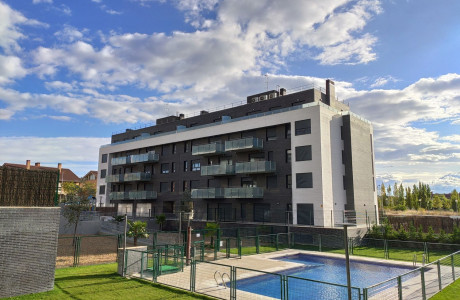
[287,275,361,300]
[364,251,460,300]
[235,267,283,299]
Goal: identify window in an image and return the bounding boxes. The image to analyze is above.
[286,175,292,189]
[190,180,200,189]
[183,160,189,172]
[101,154,107,163]
[343,176,347,190]
[241,203,247,221]
[163,201,174,214]
[241,177,255,187]
[184,141,190,153]
[266,126,277,141]
[254,203,270,222]
[297,204,314,225]
[342,150,345,164]
[269,106,282,111]
[160,182,169,192]
[100,169,106,179]
[249,152,264,162]
[161,145,170,156]
[268,151,274,162]
[172,162,176,173]
[172,143,177,154]
[161,163,169,174]
[171,181,176,192]
[295,145,312,161]
[192,160,201,171]
[183,180,189,191]
[286,149,291,163]
[295,119,311,135]
[266,175,277,189]
[99,185,105,195]
[285,123,291,138]
[208,179,217,188]
[296,172,313,188]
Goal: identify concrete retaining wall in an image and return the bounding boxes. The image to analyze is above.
[0,207,60,298]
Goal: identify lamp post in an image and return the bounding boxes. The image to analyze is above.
[336,223,356,300]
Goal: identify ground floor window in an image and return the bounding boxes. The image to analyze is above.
[297,203,314,225]
[254,203,270,222]
[136,203,151,217]
[117,203,132,217]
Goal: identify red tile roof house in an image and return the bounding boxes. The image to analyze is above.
[2,160,81,201]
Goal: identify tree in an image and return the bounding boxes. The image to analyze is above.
[432,195,442,210]
[205,222,219,248]
[155,214,166,231]
[441,195,451,210]
[451,189,458,211]
[61,182,95,241]
[127,220,149,246]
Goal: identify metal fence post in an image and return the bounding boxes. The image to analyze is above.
[226,238,230,258]
[318,234,322,252]
[238,237,242,257]
[230,266,236,300]
[140,252,144,279]
[363,288,368,300]
[190,259,196,292]
[437,260,442,291]
[214,238,218,260]
[276,234,279,251]
[256,236,260,254]
[452,254,456,281]
[397,276,402,300]
[421,267,426,300]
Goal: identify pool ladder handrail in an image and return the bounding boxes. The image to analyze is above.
[214,270,230,289]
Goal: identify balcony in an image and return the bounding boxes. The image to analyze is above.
[201,164,235,176]
[111,151,159,166]
[224,187,264,198]
[235,161,276,174]
[128,191,157,200]
[191,187,263,199]
[105,172,151,183]
[109,191,157,201]
[192,143,225,156]
[191,188,225,199]
[105,174,123,183]
[124,172,151,182]
[225,137,263,152]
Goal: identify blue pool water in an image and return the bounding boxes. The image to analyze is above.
[235,254,415,300]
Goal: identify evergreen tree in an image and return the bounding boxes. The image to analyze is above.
[432,195,442,210]
[451,189,458,212]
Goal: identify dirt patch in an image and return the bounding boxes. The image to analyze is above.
[57,235,135,268]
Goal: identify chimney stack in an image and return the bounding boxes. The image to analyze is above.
[58,163,62,172]
[326,79,335,106]
[26,160,30,170]
[280,88,286,96]
[35,162,40,167]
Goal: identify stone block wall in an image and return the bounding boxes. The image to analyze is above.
[0,207,60,298]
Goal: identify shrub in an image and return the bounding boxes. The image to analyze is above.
[438,229,449,243]
[408,223,417,241]
[394,204,407,211]
[417,225,425,241]
[397,225,409,241]
[426,226,437,242]
[114,215,125,223]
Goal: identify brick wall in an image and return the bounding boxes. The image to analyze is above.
[0,207,60,298]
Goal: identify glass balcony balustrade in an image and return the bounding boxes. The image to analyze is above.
[224,137,263,152]
[191,188,225,199]
[191,187,263,199]
[123,172,151,182]
[201,164,235,176]
[224,187,264,198]
[192,143,225,156]
[109,191,157,200]
[235,161,276,174]
[105,174,123,183]
[111,151,159,166]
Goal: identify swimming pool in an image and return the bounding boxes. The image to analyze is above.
[235,254,415,300]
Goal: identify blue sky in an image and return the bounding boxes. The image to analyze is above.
[0,0,459,193]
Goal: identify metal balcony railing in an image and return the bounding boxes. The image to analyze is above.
[235,161,276,174]
[201,164,235,176]
[109,192,127,200]
[224,137,263,152]
[192,143,225,156]
[105,172,151,183]
[111,151,159,166]
[105,174,123,183]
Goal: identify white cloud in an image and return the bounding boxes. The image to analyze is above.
[370,75,399,88]
[54,25,89,43]
[48,115,72,121]
[45,80,75,91]
[32,0,53,4]
[0,55,27,84]
[441,135,460,143]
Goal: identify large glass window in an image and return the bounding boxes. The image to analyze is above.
[161,163,169,174]
[295,119,311,135]
[160,182,169,192]
[297,204,314,225]
[286,175,292,189]
[191,160,201,171]
[101,154,107,163]
[100,169,106,179]
[183,160,188,172]
[254,203,270,222]
[295,145,312,161]
[296,172,313,188]
[99,185,105,195]
[266,126,277,141]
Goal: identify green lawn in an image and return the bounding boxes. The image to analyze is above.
[9,264,213,300]
[431,278,460,300]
